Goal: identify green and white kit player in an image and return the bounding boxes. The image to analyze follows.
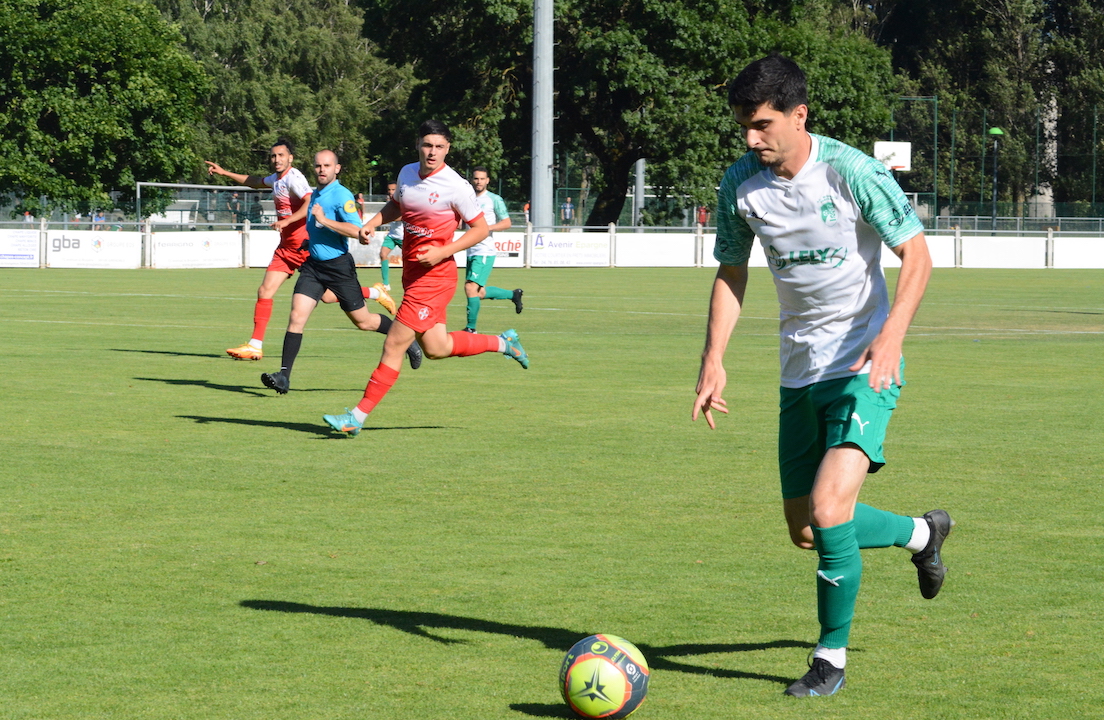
[693,54,953,699]
[379,182,402,290]
[464,166,523,332]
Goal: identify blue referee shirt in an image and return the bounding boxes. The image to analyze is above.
[305,179,364,261]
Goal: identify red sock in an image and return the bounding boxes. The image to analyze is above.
[252,298,274,342]
[361,286,371,298]
[448,331,499,357]
[356,364,400,415]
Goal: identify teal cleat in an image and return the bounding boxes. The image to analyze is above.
[500,328,529,369]
[323,408,363,436]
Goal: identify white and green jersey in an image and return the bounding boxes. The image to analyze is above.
[469,190,509,256]
[715,133,924,388]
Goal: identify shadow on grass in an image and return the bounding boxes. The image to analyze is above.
[113,348,225,359]
[137,377,269,397]
[508,704,575,718]
[137,376,356,395]
[181,415,448,437]
[240,601,807,686]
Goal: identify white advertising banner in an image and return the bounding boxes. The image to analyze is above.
[45,230,142,269]
[615,233,697,267]
[247,230,281,268]
[1052,237,1104,269]
[151,231,242,268]
[531,231,610,267]
[962,236,1046,269]
[0,228,40,267]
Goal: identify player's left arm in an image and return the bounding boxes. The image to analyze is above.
[849,232,932,391]
[415,214,489,266]
[310,202,362,239]
[489,196,512,232]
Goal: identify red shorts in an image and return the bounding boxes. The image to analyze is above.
[267,243,310,275]
[396,272,457,333]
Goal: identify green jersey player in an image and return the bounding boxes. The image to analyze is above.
[692,54,953,698]
[464,166,523,332]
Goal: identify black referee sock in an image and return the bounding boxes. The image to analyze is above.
[280,331,303,378]
[375,314,392,335]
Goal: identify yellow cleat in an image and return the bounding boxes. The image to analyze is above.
[372,283,397,314]
[226,343,263,361]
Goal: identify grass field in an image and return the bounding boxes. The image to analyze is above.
[0,265,1101,719]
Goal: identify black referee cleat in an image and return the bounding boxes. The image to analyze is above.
[406,338,424,370]
[784,658,846,697]
[912,509,955,599]
[261,371,289,395]
[511,288,524,314]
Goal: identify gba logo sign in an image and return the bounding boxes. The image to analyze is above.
[52,235,103,252]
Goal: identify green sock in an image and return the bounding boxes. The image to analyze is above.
[380,260,390,286]
[853,503,915,549]
[484,286,513,300]
[812,520,862,649]
[466,296,481,329]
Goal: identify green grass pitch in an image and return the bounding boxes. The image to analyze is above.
[0,265,1101,719]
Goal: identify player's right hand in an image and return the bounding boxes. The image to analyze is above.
[358,225,376,245]
[692,363,728,429]
[204,161,222,176]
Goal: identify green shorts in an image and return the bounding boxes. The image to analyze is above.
[466,253,495,286]
[382,235,402,251]
[777,363,905,500]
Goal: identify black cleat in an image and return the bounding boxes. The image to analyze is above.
[462,327,476,333]
[261,371,289,394]
[511,288,524,314]
[912,509,954,599]
[784,658,846,697]
[406,339,424,370]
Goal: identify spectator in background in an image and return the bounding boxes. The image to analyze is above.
[697,205,709,227]
[560,196,575,225]
[355,192,366,220]
[23,211,33,224]
[227,192,242,225]
[92,209,105,231]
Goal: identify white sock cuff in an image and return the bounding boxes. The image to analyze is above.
[906,516,930,553]
[813,644,846,669]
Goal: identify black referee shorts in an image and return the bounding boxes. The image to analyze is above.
[293,253,366,312]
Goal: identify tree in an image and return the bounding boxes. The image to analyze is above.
[153,0,416,194]
[359,0,897,226]
[0,0,207,217]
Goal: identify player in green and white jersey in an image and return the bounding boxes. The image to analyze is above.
[464,166,523,332]
[692,54,953,698]
[378,182,403,290]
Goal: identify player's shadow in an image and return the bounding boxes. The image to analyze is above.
[113,348,224,359]
[136,377,270,397]
[181,416,448,437]
[239,601,808,688]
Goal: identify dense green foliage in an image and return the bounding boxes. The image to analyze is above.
[0,0,206,216]
[360,0,897,225]
[0,266,1101,717]
[151,0,416,194]
[6,0,1104,219]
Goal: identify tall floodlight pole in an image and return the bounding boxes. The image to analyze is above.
[989,127,1004,231]
[530,0,554,231]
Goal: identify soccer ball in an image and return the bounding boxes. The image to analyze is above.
[560,634,650,719]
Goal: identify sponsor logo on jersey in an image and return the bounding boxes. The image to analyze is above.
[344,200,357,214]
[767,244,848,270]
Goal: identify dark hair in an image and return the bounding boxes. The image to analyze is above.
[471,165,489,176]
[418,119,452,142]
[728,53,808,114]
[271,137,296,156]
